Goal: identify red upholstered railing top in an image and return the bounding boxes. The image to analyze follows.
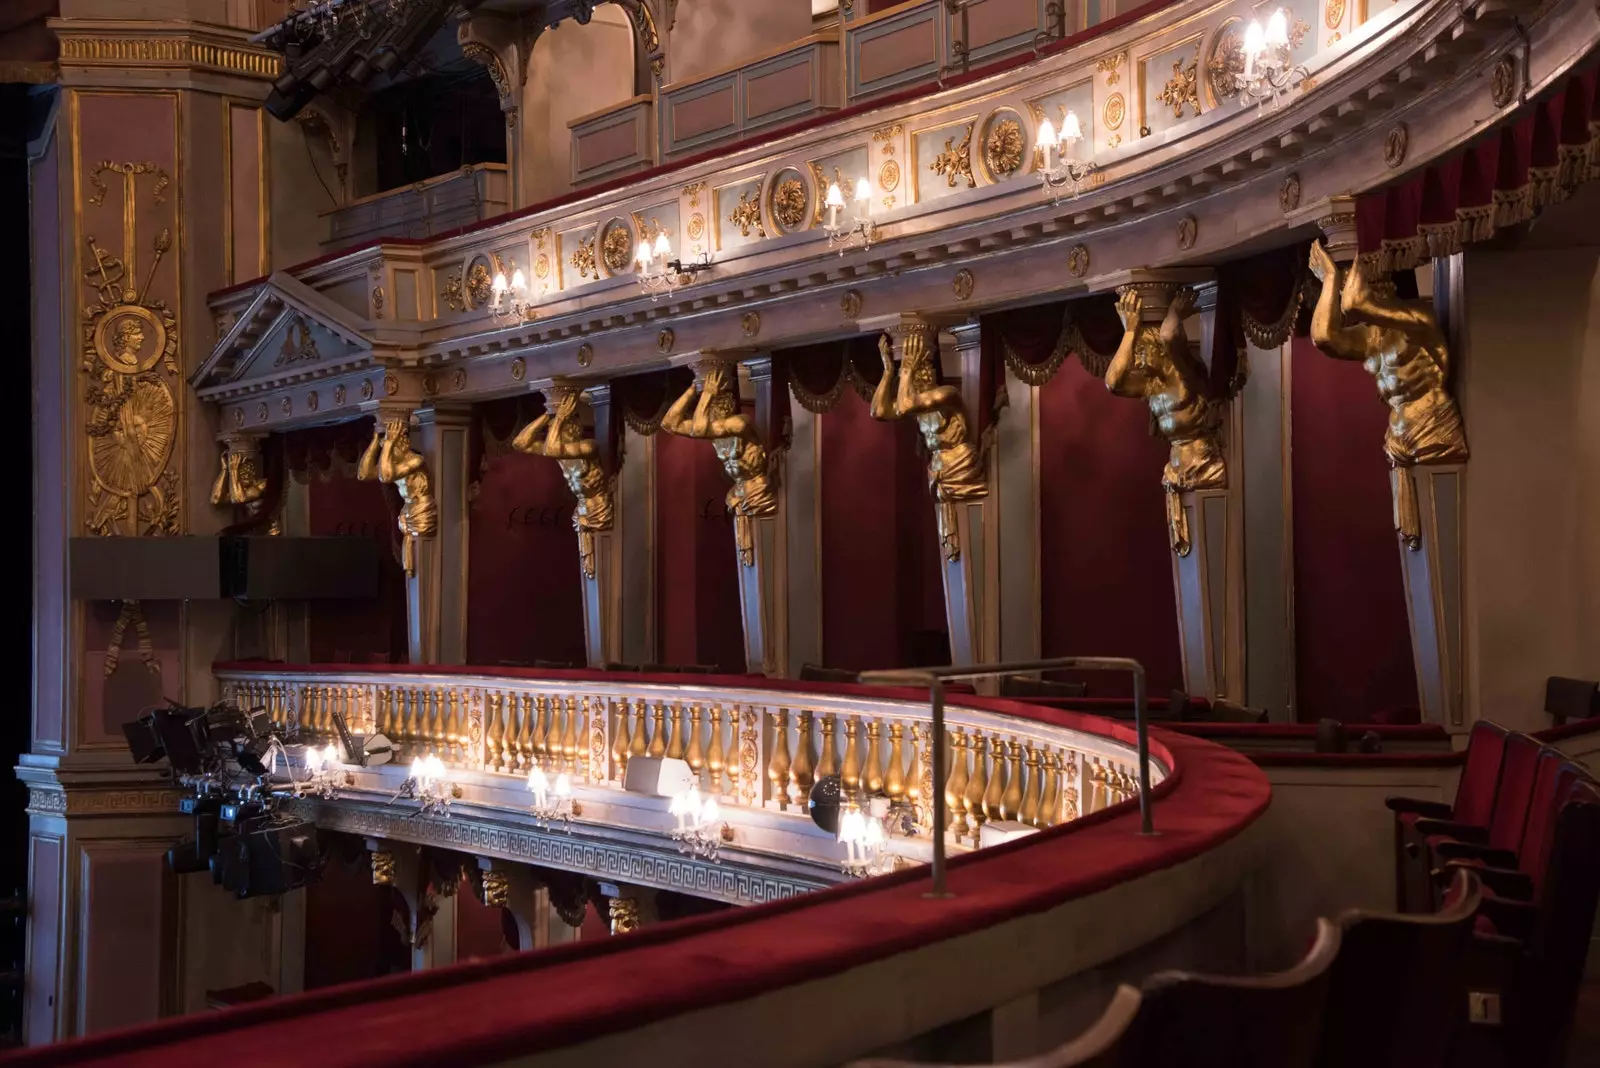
[8,666,1268,1068]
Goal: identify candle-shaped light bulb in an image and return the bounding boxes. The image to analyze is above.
[824,181,846,209]
[510,269,526,292]
[407,756,419,781]
[865,816,885,849]
[701,797,720,827]
[306,747,323,774]
[491,271,507,295]
[653,231,671,257]
[853,177,872,222]
[528,766,548,797]
[554,773,571,798]
[1266,9,1289,48]
[1243,20,1264,78]
[1037,117,1057,166]
[1060,110,1083,146]
[324,743,340,767]
[635,239,652,271]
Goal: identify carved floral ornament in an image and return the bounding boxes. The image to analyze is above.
[984,116,1024,178]
[932,124,977,189]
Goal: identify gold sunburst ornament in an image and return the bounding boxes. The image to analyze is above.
[984,118,1023,178]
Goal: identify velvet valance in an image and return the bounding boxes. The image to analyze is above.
[1357,64,1600,271]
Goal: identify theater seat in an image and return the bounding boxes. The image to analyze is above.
[998,675,1090,699]
[1315,868,1483,1068]
[800,663,861,684]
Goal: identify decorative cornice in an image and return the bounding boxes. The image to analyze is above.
[301,802,825,906]
[26,785,184,818]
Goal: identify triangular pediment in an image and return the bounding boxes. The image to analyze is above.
[193,272,375,396]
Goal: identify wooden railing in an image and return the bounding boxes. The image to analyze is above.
[219,666,1166,849]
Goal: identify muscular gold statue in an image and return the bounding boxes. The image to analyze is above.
[1308,241,1468,548]
[209,439,277,533]
[661,362,776,567]
[870,324,986,561]
[512,387,614,578]
[357,417,437,576]
[1106,285,1226,556]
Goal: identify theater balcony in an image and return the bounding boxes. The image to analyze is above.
[17,0,1600,1061]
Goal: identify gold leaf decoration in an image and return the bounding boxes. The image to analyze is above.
[1157,50,1201,119]
[984,118,1023,178]
[570,234,598,280]
[602,223,632,272]
[729,190,765,238]
[931,124,976,189]
[772,178,807,230]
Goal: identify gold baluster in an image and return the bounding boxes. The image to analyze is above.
[614,700,634,781]
[725,703,743,799]
[685,704,706,780]
[864,720,884,795]
[1089,757,1105,814]
[395,688,412,753]
[666,702,688,761]
[817,713,839,782]
[1039,748,1062,827]
[964,734,990,834]
[789,709,816,806]
[438,690,457,764]
[428,689,445,756]
[767,708,792,810]
[561,696,579,774]
[982,733,1007,819]
[485,693,504,771]
[944,727,970,838]
[1020,744,1043,826]
[503,693,519,771]
[910,723,930,830]
[647,701,668,759]
[516,694,534,770]
[1062,751,1081,822]
[706,703,726,794]
[629,697,649,760]
[884,723,906,803]
[1001,739,1025,821]
[840,717,862,794]
[527,695,547,764]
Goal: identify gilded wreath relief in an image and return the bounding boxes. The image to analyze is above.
[661,362,778,568]
[357,418,438,576]
[512,386,615,579]
[82,162,181,538]
[871,322,986,562]
[1106,285,1230,556]
[1308,241,1468,548]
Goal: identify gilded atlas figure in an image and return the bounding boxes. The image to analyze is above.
[1308,241,1469,549]
[870,324,986,560]
[357,418,438,576]
[210,441,278,534]
[660,362,777,567]
[511,386,614,578]
[1106,285,1227,556]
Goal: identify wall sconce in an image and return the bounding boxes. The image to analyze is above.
[298,742,347,799]
[838,805,897,878]
[668,785,730,861]
[490,262,534,321]
[823,176,877,253]
[1240,10,1310,111]
[398,754,461,818]
[1036,110,1097,201]
[527,764,578,829]
[635,229,711,299]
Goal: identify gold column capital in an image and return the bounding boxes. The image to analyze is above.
[1315,195,1360,264]
[51,18,283,88]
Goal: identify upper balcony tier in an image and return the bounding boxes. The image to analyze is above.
[199,0,1600,429]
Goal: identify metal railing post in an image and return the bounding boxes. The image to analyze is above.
[928,678,950,899]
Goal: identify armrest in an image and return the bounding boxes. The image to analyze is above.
[1433,840,1516,867]
[1474,865,1535,901]
[1414,818,1488,842]
[1387,796,1454,819]
[1478,894,1538,941]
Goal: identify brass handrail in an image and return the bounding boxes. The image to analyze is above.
[858,657,1152,899]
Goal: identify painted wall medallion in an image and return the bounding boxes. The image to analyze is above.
[952,268,976,300]
[362,378,376,401]
[511,357,526,381]
[1384,124,1409,169]
[1177,214,1199,251]
[879,159,901,193]
[1103,93,1126,132]
[741,311,762,338]
[576,343,594,368]
[601,222,633,272]
[233,407,244,427]
[841,289,863,319]
[257,402,268,422]
[306,391,319,413]
[1325,0,1345,29]
[1067,244,1091,278]
[334,384,347,405]
[1491,56,1516,108]
[771,175,808,232]
[984,115,1024,179]
[658,328,676,352]
[1280,173,1302,213]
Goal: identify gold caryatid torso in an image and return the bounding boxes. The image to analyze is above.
[210,437,278,533]
[870,321,986,560]
[1105,284,1228,555]
[661,362,777,566]
[1308,241,1469,546]
[512,388,614,577]
[357,418,437,575]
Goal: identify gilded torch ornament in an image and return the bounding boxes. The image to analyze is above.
[1106,284,1229,556]
[870,321,987,561]
[512,386,615,578]
[357,417,437,576]
[660,361,778,568]
[1308,241,1468,548]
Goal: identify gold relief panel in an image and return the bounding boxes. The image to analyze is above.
[913,118,979,204]
[465,256,494,309]
[532,227,554,289]
[74,91,184,538]
[631,202,682,260]
[600,218,633,275]
[768,168,809,235]
[715,177,766,251]
[569,231,599,282]
[1140,36,1203,138]
[1026,82,1096,160]
[981,109,1025,182]
[1206,18,1245,105]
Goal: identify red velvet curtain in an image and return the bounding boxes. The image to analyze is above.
[1289,337,1419,723]
[1357,65,1600,270]
[1037,359,1183,696]
[818,389,947,670]
[304,845,407,988]
[453,874,514,961]
[654,430,747,672]
[292,418,408,664]
[466,444,587,668]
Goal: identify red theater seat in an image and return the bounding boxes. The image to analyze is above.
[1387,721,1511,911]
